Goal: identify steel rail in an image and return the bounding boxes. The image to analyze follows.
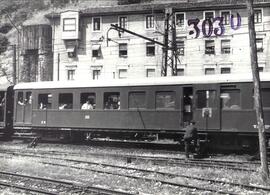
[0,152,237,194]
[0,180,58,195]
[39,158,270,193]
[0,171,135,195]
[2,150,270,193]
[1,149,257,172]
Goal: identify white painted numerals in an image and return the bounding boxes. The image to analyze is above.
[40,120,46,124]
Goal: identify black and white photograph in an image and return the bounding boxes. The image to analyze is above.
[0,0,269,194]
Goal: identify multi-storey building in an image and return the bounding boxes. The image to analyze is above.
[45,0,270,81]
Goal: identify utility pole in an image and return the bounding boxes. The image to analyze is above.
[3,10,20,83]
[108,8,179,77]
[246,0,269,182]
[163,8,178,76]
[12,45,17,85]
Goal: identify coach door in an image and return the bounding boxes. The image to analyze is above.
[15,91,32,124]
[24,92,32,124]
[193,84,220,130]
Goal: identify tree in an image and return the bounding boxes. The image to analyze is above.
[246,0,269,183]
[0,35,9,54]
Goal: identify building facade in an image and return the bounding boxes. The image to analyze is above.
[46,0,270,81]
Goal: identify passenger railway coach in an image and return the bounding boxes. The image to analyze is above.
[10,73,270,152]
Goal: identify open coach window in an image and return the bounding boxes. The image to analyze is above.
[196,90,216,108]
[25,92,32,105]
[17,92,24,106]
[38,94,52,109]
[220,89,240,109]
[80,93,96,110]
[155,91,176,109]
[104,92,120,110]
[129,92,146,109]
[59,93,73,110]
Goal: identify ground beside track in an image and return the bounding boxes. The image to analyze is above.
[0,141,269,195]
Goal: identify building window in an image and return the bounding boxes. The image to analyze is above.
[156,91,176,109]
[146,15,154,29]
[220,89,240,109]
[256,38,263,52]
[146,68,155,77]
[221,67,231,74]
[146,42,155,56]
[63,18,76,31]
[93,17,101,31]
[93,70,100,80]
[128,92,146,109]
[175,13,185,28]
[254,9,262,23]
[92,45,101,58]
[205,40,215,54]
[205,68,215,75]
[38,94,52,110]
[104,92,120,110]
[119,69,127,79]
[80,93,96,110]
[119,43,128,57]
[176,40,184,56]
[67,70,75,80]
[221,40,231,54]
[204,11,215,21]
[221,11,230,25]
[259,67,264,72]
[196,90,217,108]
[177,68,185,76]
[59,93,73,110]
[119,16,127,29]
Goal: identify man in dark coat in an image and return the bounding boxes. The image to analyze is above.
[183,121,198,159]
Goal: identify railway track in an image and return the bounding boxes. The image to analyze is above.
[1,150,270,194]
[1,148,259,172]
[0,170,135,195]
[0,155,239,194]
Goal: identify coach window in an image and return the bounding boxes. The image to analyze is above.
[25,92,32,105]
[17,92,24,106]
[80,93,96,110]
[196,90,216,109]
[104,92,120,110]
[220,89,240,109]
[59,93,73,110]
[261,89,270,109]
[38,94,52,109]
[129,92,146,109]
[156,91,176,109]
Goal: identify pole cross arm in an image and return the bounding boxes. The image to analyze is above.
[110,24,165,47]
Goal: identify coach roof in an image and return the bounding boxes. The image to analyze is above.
[14,73,270,90]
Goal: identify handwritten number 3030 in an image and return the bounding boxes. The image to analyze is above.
[188,13,241,38]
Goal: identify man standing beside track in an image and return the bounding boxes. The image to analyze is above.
[183,121,198,159]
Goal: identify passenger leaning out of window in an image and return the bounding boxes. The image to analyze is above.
[18,97,25,106]
[81,100,93,110]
